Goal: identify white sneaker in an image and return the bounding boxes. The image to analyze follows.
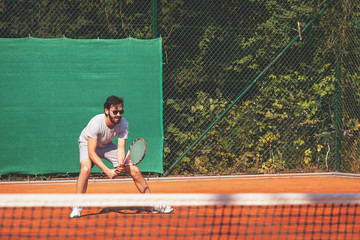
[70,206,83,218]
[151,205,174,214]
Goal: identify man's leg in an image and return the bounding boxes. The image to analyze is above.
[124,165,173,214]
[70,158,92,218]
[125,165,150,193]
[76,158,93,193]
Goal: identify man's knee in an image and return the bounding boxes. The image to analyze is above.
[129,165,142,178]
[80,159,93,176]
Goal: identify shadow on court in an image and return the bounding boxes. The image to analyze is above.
[79,206,154,217]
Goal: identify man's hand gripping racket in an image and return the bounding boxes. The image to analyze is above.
[115,138,147,174]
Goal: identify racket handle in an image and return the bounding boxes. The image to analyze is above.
[120,155,130,167]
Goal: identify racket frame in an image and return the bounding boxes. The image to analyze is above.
[121,138,147,167]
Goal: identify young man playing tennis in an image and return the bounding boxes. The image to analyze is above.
[70,96,173,218]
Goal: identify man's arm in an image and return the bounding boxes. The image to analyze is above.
[117,138,127,166]
[115,138,126,175]
[88,137,117,179]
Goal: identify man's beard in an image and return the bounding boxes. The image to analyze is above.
[109,114,121,124]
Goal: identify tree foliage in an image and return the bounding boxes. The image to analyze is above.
[1,0,360,175]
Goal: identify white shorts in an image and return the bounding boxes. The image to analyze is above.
[79,143,119,167]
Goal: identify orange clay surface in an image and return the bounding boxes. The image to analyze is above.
[1,175,360,240]
[0,175,360,193]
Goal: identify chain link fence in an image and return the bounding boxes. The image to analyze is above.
[1,0,360,176]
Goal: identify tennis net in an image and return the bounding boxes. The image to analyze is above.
[1,193,360,239]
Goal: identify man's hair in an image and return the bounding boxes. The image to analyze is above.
[104,96,124,110]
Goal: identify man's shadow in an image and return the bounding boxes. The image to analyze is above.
[80,206,152,217]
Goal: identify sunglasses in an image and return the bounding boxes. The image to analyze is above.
[111,110,124,115]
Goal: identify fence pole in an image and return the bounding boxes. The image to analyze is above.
[335,56,342,171]
[151,0,158,38]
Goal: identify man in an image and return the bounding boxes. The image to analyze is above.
[70,96,173,218]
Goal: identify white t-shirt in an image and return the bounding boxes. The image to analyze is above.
[78,114,128,148]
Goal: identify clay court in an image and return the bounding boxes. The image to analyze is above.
[1,173,360,194]
[1,173,360,239]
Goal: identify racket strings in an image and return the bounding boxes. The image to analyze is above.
[129,141,146,164]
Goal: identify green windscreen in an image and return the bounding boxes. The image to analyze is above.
[0,37,164,175]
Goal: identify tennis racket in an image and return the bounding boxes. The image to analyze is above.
[121,138,147,166]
